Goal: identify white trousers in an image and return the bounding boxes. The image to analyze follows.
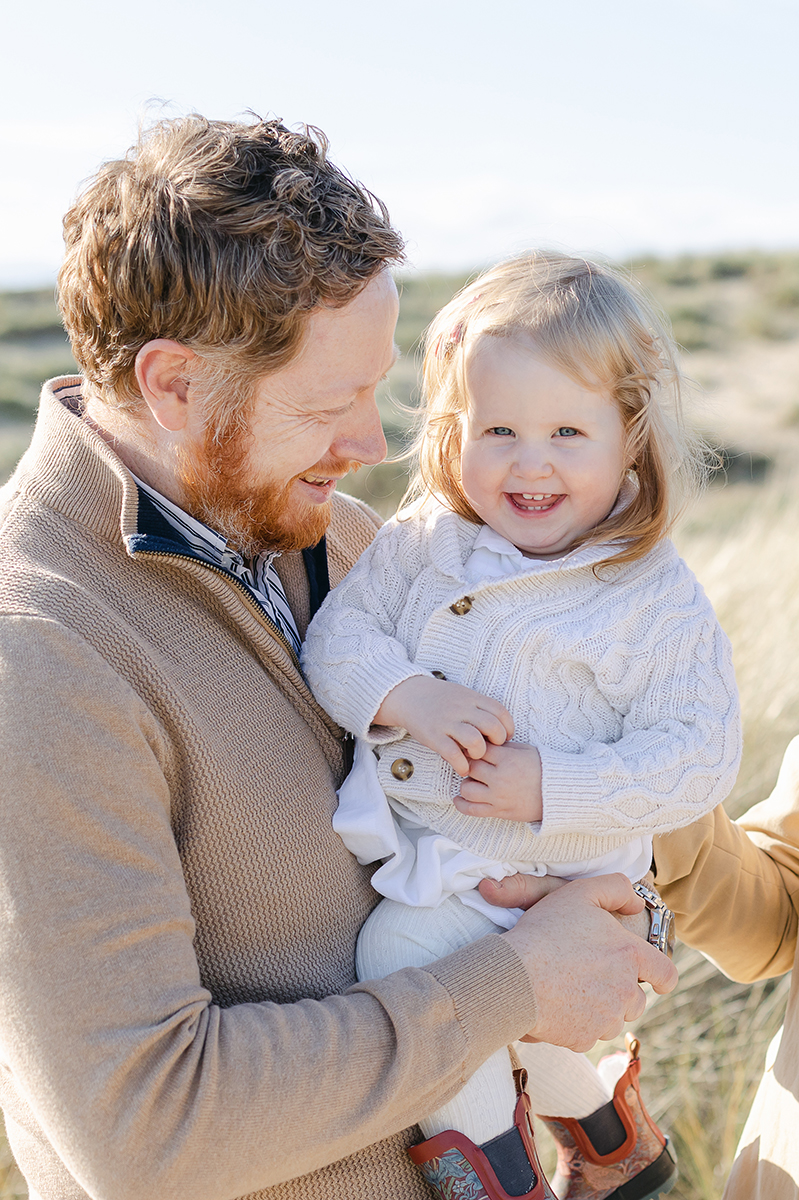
[357,894,613,1144]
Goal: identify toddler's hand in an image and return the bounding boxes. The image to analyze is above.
[373,676,514,776]
[453,742,543,823]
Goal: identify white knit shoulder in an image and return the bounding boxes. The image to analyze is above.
[302,505,477,738]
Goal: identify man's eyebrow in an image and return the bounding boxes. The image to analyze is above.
[319,345,402,411]
[373,345,400,382]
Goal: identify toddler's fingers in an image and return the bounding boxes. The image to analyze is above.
[453,724,488,763]
[457,776,491,803]
[479,696,515,740]
[463,758,493,785]
[453,794,495,818]
[425,735,471,777]
[475,710,513,746]
[444,742,472,776]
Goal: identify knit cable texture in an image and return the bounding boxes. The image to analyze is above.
[302,503,742,866]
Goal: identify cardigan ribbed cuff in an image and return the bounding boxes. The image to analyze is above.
[538,747,607,838]
[423,933,537,1078]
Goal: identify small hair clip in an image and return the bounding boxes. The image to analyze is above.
[433,324,463,360]
[448,321,465,348]
[434,294,481,359]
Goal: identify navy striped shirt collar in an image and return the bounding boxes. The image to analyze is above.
[132,475,302,657]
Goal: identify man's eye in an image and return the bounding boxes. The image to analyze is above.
[556,427,579,437]
[488,426,514,437]
[320,403,355,421]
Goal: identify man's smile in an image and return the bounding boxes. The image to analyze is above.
[299,473,337,486]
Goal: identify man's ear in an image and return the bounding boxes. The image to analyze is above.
[135,340,197,432]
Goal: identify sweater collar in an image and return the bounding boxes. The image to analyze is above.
[15,378,332,622]
[11,378,144,547]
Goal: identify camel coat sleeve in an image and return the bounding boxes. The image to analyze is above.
[654,736,799,981]
[654,738,799,1200]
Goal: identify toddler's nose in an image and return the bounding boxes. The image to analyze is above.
[512,445,555,481]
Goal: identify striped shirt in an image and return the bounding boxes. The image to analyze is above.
[134,476,302,658]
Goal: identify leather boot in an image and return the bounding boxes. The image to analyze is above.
[538,1036,677,1200]
[409,1066,557,1199]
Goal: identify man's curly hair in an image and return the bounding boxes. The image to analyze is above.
[58,114,405,412]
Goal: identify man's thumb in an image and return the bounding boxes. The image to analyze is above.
[478,873,565,910]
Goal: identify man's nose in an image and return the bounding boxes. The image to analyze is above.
[334,396,388,466]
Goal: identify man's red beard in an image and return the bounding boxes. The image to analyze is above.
[176,424,358,557]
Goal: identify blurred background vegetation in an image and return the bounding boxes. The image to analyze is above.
[2,250,799,1198]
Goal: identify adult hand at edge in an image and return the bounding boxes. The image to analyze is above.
[499,873,678,1053]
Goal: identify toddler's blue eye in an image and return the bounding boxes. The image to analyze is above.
[489,426,514,437]
[556,427,578,437]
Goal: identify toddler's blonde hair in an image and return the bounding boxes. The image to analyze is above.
[409,250,704,566]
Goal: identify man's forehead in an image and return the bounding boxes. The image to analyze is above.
[251,271,399,403]
[255,338,400,413]
[288,308,398,381]
[307,339,400,404]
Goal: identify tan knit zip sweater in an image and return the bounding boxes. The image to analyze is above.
[0,379,536,1200]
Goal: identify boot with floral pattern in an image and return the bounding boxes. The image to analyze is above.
[538,1036,677,1200]
[409,1067,557,1199]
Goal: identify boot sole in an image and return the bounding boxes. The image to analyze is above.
[608,1140,678,1200]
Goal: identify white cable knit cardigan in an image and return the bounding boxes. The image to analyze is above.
[302,503,742,868]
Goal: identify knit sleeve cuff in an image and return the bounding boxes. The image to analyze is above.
[423,933,537,1078]
[538,747,606,837]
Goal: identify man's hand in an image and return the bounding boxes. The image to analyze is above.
[478,872,566,909]
[374,676,514,776]
[498,874,678,1052]
[454,742,543,823]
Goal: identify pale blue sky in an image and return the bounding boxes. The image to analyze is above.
[2,0,797,286]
